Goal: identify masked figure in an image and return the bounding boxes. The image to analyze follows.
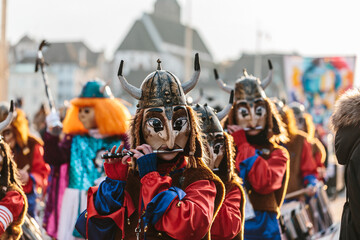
[192,97,245,240]
[288,102,326,180]
[0,102,27,240]
[216,61,290,240]
[76,55,225,240]
[43,79,131,240]
[272,99,318,200]
[0,103,50,219]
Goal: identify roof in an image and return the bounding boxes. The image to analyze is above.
[16,35,37,45]
[116,13,211,55]
[117,20,158,51]
[43,41,102,67]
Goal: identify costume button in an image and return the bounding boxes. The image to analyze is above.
[85,212,87,218]
[164,91,170,95]
[176,201,182,207]
[166,99,171,103]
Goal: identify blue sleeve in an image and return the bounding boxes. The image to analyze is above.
[143,187,186,231]
[303,174,317,187]
[95,177,126,215]
[75,177,127,240]
[76,210,117,240]
[239,151,260,181]
[136,153,157,178]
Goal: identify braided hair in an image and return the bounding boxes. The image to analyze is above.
[0,137,22,200]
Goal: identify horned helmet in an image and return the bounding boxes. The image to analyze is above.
[118,54,205,167]
[215,60,287,143]
[192,91,238,183]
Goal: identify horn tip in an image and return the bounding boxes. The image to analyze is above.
[230,90,234,104]
[268,59,273,70]
[9,100,14,112]
[118,60,124,76]
[194,53,200,71]
[214,69,219,80]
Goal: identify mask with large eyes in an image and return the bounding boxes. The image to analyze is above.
[142,106,190,161]
[78,107,97,130]
[206,132,225,170]
[1,126,16,149]
[235,100,267,136]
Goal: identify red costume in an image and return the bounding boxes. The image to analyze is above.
[192,102,245,240]
[76,56,225,240]
[0,107,49,218]
[0,102,27,240]
[232,130,288,195]
[216,62,290,240]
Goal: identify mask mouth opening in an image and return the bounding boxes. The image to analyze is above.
[243,126,263,131]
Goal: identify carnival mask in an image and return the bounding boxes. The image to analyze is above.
[288,102,306,131]
[1,126,16,149]
[206,132,225,169]
[142,105,190,161]
[235,98,267,136]
[78,107,97,130]
[192,94,233,169]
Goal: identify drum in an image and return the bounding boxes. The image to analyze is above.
[20,214,44,240]
[280,201,314,240]
[307,183,333,233]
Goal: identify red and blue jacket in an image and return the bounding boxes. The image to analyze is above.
[76,153,223,240]
[231,129,289,240]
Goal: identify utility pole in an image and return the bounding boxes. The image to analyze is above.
[254,29,262,78]
[184,0,193,82]
[0,0,8,101]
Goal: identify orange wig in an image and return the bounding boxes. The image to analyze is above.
[62,97,131,136]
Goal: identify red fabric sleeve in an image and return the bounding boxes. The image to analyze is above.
[231,130,256,172]
[300,139,318,179]
[247,148,288,194]
[211,187,242,240]
[140,172,173,207]
[232,129,289,194]
[104,161,128,181]
[23,144,50,193]
[314,151,323,168]
[154,180,217,240]
[86,187,135,238]
[0,191,25,234]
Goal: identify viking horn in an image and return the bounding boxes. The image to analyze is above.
[99,79,111,94]
[214,69,233,93]
[182,53,201,94]
[260,59,273,89]
[217,90,234,121]
[0,100,14,132]
[117,60,141,100]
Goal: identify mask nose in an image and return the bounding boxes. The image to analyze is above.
[159,121,175,149]
[249,109,257,128]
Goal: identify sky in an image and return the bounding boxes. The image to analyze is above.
[4,0,360,80]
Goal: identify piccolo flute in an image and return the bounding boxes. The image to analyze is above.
[101,149,184,159]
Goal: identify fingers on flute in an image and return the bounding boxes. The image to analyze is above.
[122,155,130,165]
[130,149,143,159]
